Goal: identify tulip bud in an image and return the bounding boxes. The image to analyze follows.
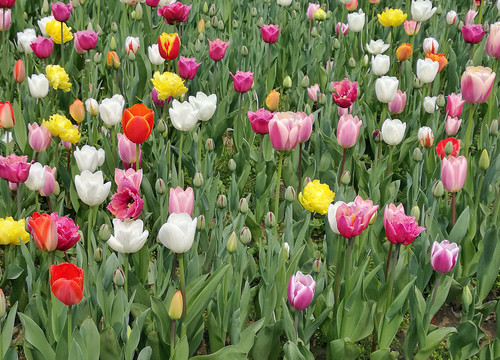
[155,178,166,195]
[239,226,252,244]
[79,0,86,4]
[110,36,117,51]
[94,247,103,263]
[313,258,322,273]
[318,93,327,105]
[369,211,377,225]
[340,170,351,185]
[310,26,318,38]
[410,205,420,220]
[0,289,5,317]
[197,215,205,230]
[14,60,25,83]
[109,22,117,33]
[92,52,102,64]
[436,5,442,15]
[413,148,423,162]
[203,2,208,13]
[303,176,312,189]
[228,159,236,171]
[489,119,499,134]
[227,231,238,252]
[256,17,264,27]
[193,171,204,187]
[304,104,312,114]
[128,51,136,61]
[462,285,472,311]
[135,3,143,20]
[23,11,28,20]
[131,11,136,19]
[53,181,60,196]
[348,57,356,68]
[99,224,111,241]
[217,194,227,208]
[169,290,183,320]
[432,180,444,198]
[283,242,290,260]
[265,211,276,228]
[198,33,205,41]
[444,141,453,156]
[238,198,249,213]
[113,268,125,287]
[372,129,381,142]
[413,77,423,89]
[458,20,464,31]
[479,149,490,171]
[232,19,238,28]
[209,4,216,16]
[205,138,215,151]
[301,75,310,88]
[436,94,445,108]
[218,20,225,30]
[285,186,296,202]
[362,54,369,67]
[194,39,202,52]
[294,2,300,10]
[283,75,292,88]
[153,119,166,135]
[326,10,332,19]
[42,0,49,13]
[333,38,341,49]
[240,45,248,56]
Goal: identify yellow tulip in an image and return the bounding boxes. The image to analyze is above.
[0,217,29,245]
[45,20,74,44]
[43,114,79,143]
[298,180,335,215]
[378,8,407,27]
[46,65,72,92]
[151,71,188,100]
[168,290,183,320]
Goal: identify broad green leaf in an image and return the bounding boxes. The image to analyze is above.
[477,228,500,301]
[18,312,55,360]
[414,327,457,360]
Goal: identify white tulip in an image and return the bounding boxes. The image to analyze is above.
[416,58,439,83]
[16,28,37,53]
[74,145,105,172]
[107,219,149,254]
[148,44,165,66]
[25,162,46,191]
[446,10,457,25]
[423,96,438,113]
[169,100,199,131]
[381,119,406,146]
[365,39,390,55]
[85,98,99,116]
[158,213,197,253]
[375,76,399,103]
[277,0,292,6]
[423,37,439,53]
[99,94,125,126]
[188,92,217,121]
[347,10,365,32]
[28,74,49,99]
[37,16,54,37]
[74,170,111,206]
[411,0,437,22]
[327,201,346,234]
[371,54,390,76]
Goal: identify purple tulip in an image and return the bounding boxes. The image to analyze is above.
[178,56,202,80]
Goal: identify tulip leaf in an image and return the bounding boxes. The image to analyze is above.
[13,99,27,152]
[18,312,55,360]
[385,278,415,321]
[251,321,283,360]
[328,338,361,360]
[137,346,152,360]
[1,302,17,359]
[79,318,100,360]
[447,206,470,244]
[99,327,121,359]
[283,341,305,360]
[477,228,500,301]
[448,321,480,360]
[414,327,457,360]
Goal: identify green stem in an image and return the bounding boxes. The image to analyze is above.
[343,238,355,297]
[0,244,11,288]
[178,253,186,320]
[487,59,498,123]
[111,126,116,167]
[67,305,72,354]
[384,242,393,281]
[464,103,475,158]
[386,243,401,310]
[17,183,21,218]
[170,320,176,359]
[386,146,394,177]
[60,21,64,65]
[124,253,129,299]
[477,0,485,25]
[334,237,343,308]
[274,151,284,225]
[178,132,184,185]
[294,311,300,344]
[197,123,203,168]
[338,148,347,186]
[136,143,140,171]
[48,251,55,342]
[35,192,40,213]
[430,273,442,308]
[451,192,456,228]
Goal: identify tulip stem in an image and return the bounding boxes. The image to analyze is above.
[430,273,443,308]
[451,193,456,228]
[60,22,64,65]
[464,103,475,158]
[47,251,55,343]
[386,146,394,177]
[67,305,72,354]
[0,244,11,289]
[124,253,129,299]
[294,311,300,343]
[170,320,176,359]
[487,59,498,123]
[178,132,184,186]
[344,237,355,297]
[136,143,140,171]
[274,151,283,226]
[334,237,343,308]
[338,148,347,186]
[386,243,400,310]
[35,193,40,213]
[178,254,186,320]
[477,0,485,26]
[384,242,393,281]
[16,183,22,218]
[298,143,303,193]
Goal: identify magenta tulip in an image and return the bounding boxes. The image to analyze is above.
[74,30,98,54]
[40,166,56,196]
[268,112,303,150]
[0,154,30,183]
[388,90,407,114]
[50,213,80,251]
[145,0,160,7]
[208,39,230,62]
[152,88,165,107]
[169,186,194,216]
[430,240,460,273]
[445,116,462,136]
[157,2,191,24]
[178,56,202,80]
[260,24,280,44]
[486,23,500,59]
[336,22,349,36]
[107,182,144,220]
[384,204,425,245]
[335,195,378,238]
[337,114,362,148]
[28,123,52,152]
[331,78,358,108]
[441,156,467,193]
[230,71,253,93]
[461,24,487,44]
[0,9,11,31]
[248,108,274,135]
[461,66,496,104]
[0,0,15,9]
[30,36,54,59]
[446,93,465,117]
[287,271,315,311]
[51,1,72,22]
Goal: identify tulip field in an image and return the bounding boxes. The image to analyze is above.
[1,0,500,358]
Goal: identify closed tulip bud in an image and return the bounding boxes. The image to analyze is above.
[42,0,50,13]
[0,289,5,317]
[113,268,125,287]
[228,159,236,171]
[111,22,118,33]
[265,211,276,228]
[333,38,341,49]
[203,2,208,13]
[348,57,356,68]
[413,77,423,89]
[411,205,420,220]
[444,141,454,156]
[285,186,296,202]
[14,60,25,83]
[131,11,136,18]
[110,36,117,50]
[239,226,252,244]
[462,285,472,310]
[432,180,444,197]
[218,20,225,30]
[128,51,136,61]
[318,93,327,105]
[436,5,442,15]
[341,170,351,185]
[197,215,205,230]
[283,242,290,259]
[239,198,249,213]
[314,8,326,21]
[436,94,445,107]
[99,223,111,241]
[205,138,215,151]
[490,119,498,134]
[232,19,238,28]
[155,178,166,194]
[372,129,381,142]
[135,3,143,19]
[217,194,227,208]
[283,75,292,88]
[169,290,183,320]
[154,118,166,133]
[240,45,248,56]
[210,15,217,27]
[310,26,318,38]
[227,231,238,252]
[53,181,60,196]
[256,17,264,27]
[313,258,322,273]
[301,75,310,88]
[209,4,216,16]
[363,54,369,66]
[304,104,312,114]
[93,52,102,64]
[250,7,257,16]
[93,247,102,263]
[479,149,490,170]
[413,148,423,162]
[418,126,434,147]
[193,171,204,187]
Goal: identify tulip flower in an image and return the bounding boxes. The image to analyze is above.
[30,36,54,59]
[188,92,217,121]
[464,9,477,26]
[146,0,160,6]
[169,290,183,320]
[423,96,438,113]
[411,0,436,22]
[107,51,120,69]
[99,94,125,127]
[423,37,439,53]
[298,114,313,144]
[396,43,413,61]
[25,162,46,191]
[248,108,274,135]
[446,11,457,25]
[74,170,111,206]
[327,201,345,234]
[68,99,84,123]
[43,114,80,144]
[13,59,25,83]
[337,114,362,148]
[208,39,230,61]
[298,179,335,215]
[461,66,496,103]
[151,88,165,107]
[307,84,321,102]
[157,2,191,24]
[388,90,406,114]
[117,133,141,165]
[73,30,98,54]
[50,213,80,251]
[151,71,187,100]
[230,71,253,93]
[0,217,29,245]
[0,101,14,129]
[158,32,180,60]
[122,103,155,144]
[169,100,199,131]
[124,36,140,55]
[446,93,464,118]
[335,196,379,238]
[486,22,500,59]
[375,76,399,103]
[347,9,365,32]
[266,90,280,111]
[345,0,358,11]
[40,166,57,197]
[28,74,49,98]
[28,212,58,251]
[445,116,462,136]
[178,56,202,80]
[50,263,84,305]
[107,219,149,253]
[169,186,194,216]
[85,98,99,116]
[74,145,105,172]
[384,204,425,245]
[45,20,73,44]
[381,119,406,145]
[260,24,279,44]
[268,112,305,150]
[430,240,460,273]
[158,213,197,253]
[371,54,390,76]
[365,39,389,55]
[331,78,358,108]
[46,64,71,92]
[336,22,349,36]
[417,126,434,148]
[0,0,15,9]
[441,156,467,193]
[378,8,407,27]
[0,154,30,183]
[403,20,420,35]
[425,52,447,72]
[461,24,487,44]
[17,28,37,53]
[416,58,439,83]
[51,1,72,22]
[287,271,316,311]
[37,16,53,37]
[307,3,320,20]
[147,44,164,65]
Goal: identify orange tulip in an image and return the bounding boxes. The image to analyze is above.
[425,52,448,72]
[158,33,180,60]
[14,59,25,83]
[396,43,413,61]
[122,104,155,144]
[28,212,58,251]
[266,89,280,111]
[106,51,120,69]
[69,99,85,123]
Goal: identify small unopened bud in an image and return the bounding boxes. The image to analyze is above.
[197,19,205,34]
[301,75,310,88]
[194,39,202,52]
[282,242,290,260]
[372,129,381,142]
[285,186,296,202]
[218,20,225,30]
[436,94,445,108]
[197,215,205,230]
[203,1,208,13]
[110,36,117,51]
[156,118,167,134]
[228,159,236,171]
[239,227,252,244]
[318,93,327,105]
[241,45,248,56]
[466,59,474,67]
[238,198,249,213]
[168,290,183,320]
[232,19,238,28]
[479,149,490,171]
[42,0,49,13]
[369,211,377,225]
[0,289,5,317]
[205,138,215,151]
[410,205,420,220]
[135,3,143,19]
[256,17,264,27]
[362,54,369,67]
[303,176,312,188]
[111,22,118,33]
[444,141,453,156]
[432,180,444,198]
[128,51,136,61]
[227,231,238,252]
[283,75,292,89]
[193,171,204,187]
[333,38,341,49]
[489,119,498,134]
[310,26,318,38]
[313,258,322,273]
[413,77,423,89]
[462,285,472,311]
[217,194,227,208]
[53,181,60,196]
[304,103,312,114]
[209,3,216,16]
[198,33,205,41]
[265,211,276,228]
[348,57,356,68]
[250,7,257,16]
[413,148,423,162]
[99,224,111,241]
[155,178,166,194]
[294,1,300,10]
[436,5,442,15]
[341,171,351,185]
[113,268,125,287]
[94,52,102,64]
[94,248,103,263]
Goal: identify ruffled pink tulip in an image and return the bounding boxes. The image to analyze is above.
[388,90,407,114]
[441,156,467,193]
[208,39,229,61]
[335,22,349,36]
[51,1,72,22]
[260,24,279,44]
[107,182,144,220]
[337,114,362,148]
[0,9,11,31]
[335,196,378,238]
[331,78,358,108]
[307,84,320,102]
[307,3,320,20]
[230,71,253,93]
[169,186,194,216]
[445,116,462,136]
[30,36,54,59]
[461,24,487,44]
[74,30,98,54]
[157,2,191,24]
[248,108,274,134]
[28,123,52,152]
[461,66,496,104]
[117,133,141,165]
[446,93,465,117]
[268,112,305,150]
[0,154,30,183]
[115,168,142,191]
[384,204,425,245]
[430,240,460,273]
[486,22,500,59]
[40,166,56,196]
[287,271,315,310]
[178,56,202,80]
[50,213,80,251]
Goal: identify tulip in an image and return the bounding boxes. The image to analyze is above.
[169,290,183,320]
[446,11,457,25]
[486,22,500,59]
[345,0,358,11]
[157,2,191,24]
[461,24,487,44]
[417,126,434,148]
[85,98,98,116]
[230,71,253,93]
[365,39,389,55]
[347,9,365,32]
[423,96,438,113]
[327,201,345,234]
[124,36,140,55]
[384,204,425,245]
[69,99,85,123]
[416,58,439,83]
[17,28,37,53]
[465,9,477,26]
[0,154,30,183]
[277,0,292,5]
[268,112,306,150]
[169,186,194,216]
[0,217,29,245]
[441,156,467,193]
[74,170,111,206]
[396,43,413,61]
[423,37,439,53]
[371,54,390,76]
[40,166,57,196]
[122,103,155,144]
[378,8,407,27]
[51,1,72,22]
[331,78,358,108]
[445,116,462,136]
[146,0,160,6]
[169,100,199,131]
[73,30,98,53]
[375,76,399,103]
[158,213,197,253]
[298,179,335,215]
[178,56,202,80]
[260,24,279,44]
[381,119,406,145]
[0,101,14,129]
[107,51,120,69]
[0,0,15,8]
[107,219,149,253]
[99,94,125,127]
[158,32,180,60]
[388,90,406,114]
[307,84,321,102]
[335,196,379,238]
[46,64,72,92]
[147,44,164,65]
[435,137,460,159]
[28,212,58,251]
[28,74,49,99]
[266,89,280,111]
[37,16,54,37]
[287,271,316,311]
[152,88,165,107]
[337,114,362,148]
[151,71,187,100]
[298,114,313,143]
[30,36,54,59]
[13,59,25,83]
[114,169,142,193]
[49,213,80,251]
[403,20,420,35]
[117,133,141,165]
[430,240,460,273]
[248,108,274,134]
[425,52,448,72]
[307,3,320,20]
[186,92,216,122]
[74,145,105,172]
[208,39,230,61]
[50,263,84,305]
[25,162,46,191]
[461,66,496,103]
[411,0,436,22]
[336,22,349,36]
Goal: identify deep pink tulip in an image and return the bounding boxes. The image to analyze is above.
[461,24,487,44]
[335,196,378,238]
[40,166,56,196]
[388,90,407,114]
[117,133,141,165]
[152,88,165,107]
[461,66,496,104]
[0,9,11,31]
[446,93,465,117]
[331,78,358,108]
[178,56,202,80]
[445,116,462,136]
[430,240,460,273]
[0,0,15,9]
[335,22,349,36]
[486,22,500,59]
[74,30,98,54]
[0,154,30,183]
[50,213,80,251]
[307,84,321,102]
[337,114,362,148]
[441,156,467,193]
[298,113,313,143]
[287,271,315,311]
[115,168,142,192]
[51,1,72,22]
[230,71,253,93]
[260,24,280,44]
[157,2,191,24]
[107,182,144,220]
[169,186,194,215]
[30,36,54,59]
[248,108,274,135]
[268,112,303,150]
[208,39,230,61]
[145,0,160,7]
[307,3,320,20]
[28,123,52,152]
[383,204,425,245]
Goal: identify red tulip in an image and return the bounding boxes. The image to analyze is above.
[30,36,54,59]
[122,104,155,144]
[28,212,58,251]
[435,137,460,160]
[331,78,358,108]
[50,262,84,305]
[158,32,180,60]
[157,2,191,24]
[0,0,16,9]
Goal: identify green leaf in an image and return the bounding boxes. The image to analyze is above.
[283,341,305,360]
[173,336,189,360]
[18,312,55,360]
[137,346,152,360]
[414,327,457,360]
[447,207,470,244]
[477,228,500,301]
[99,327,121,359]
[328,338,361,360]
[1,302,18,359]
[79,318,100,360]
[385,279,416,321]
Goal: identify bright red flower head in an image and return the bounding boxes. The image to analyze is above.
[157,2,191,24]
[435,137,460,159]
[331,78,358,108]
[158,32,180,60]
[0,0,16,8]
[122,104,155,144]
[50,263,84,305]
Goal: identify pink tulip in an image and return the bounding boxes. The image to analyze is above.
[40,166,56,196]
[107,182,144,220]
[117,133,141,165]
[307,84,321,102]
[331,78,358,108]
[145,0,160,7]
[337,105,352,117]
[461,66,496,104]
[335,22,349,36]
[0,9,11,31]
[169,186,194,215]
[230,71,253,93]
[335,196,378,238]
[30,36,54,59]
[307,3,320,20]
[388,90,407,114]
[486,22,500,59]
[298,113,313,143]
[446,93,465,117]
[157,2,191,24]
[441,156,467,193]
[430,240,460,273]
[178,56,202,80]
[0,154,30,183]
[260,24,279,44]
[464,9,477,26]
[346,0,358,11]
[404,20,420,36]
[74,30,98,54]
[287,271,315,311]
[51,1,72,22]
[50,213,80,251]
[248,108,274,135]
[152,88,165,107]
[28,123,52,152]
[445,116,462,136]
[268,112,303,150]
[384,204,425,245]
[337,114,362,148]
[208,39,230,62]
[115,168,142,191]
[461,24,487,44]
